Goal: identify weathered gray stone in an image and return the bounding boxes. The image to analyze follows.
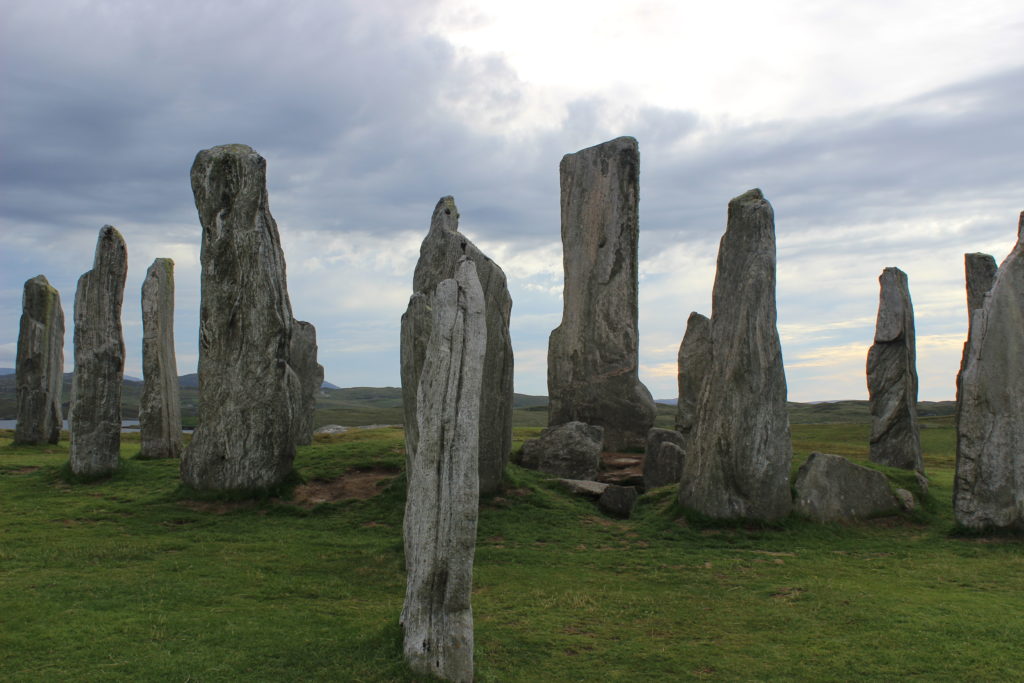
[181,144,299,491]
[677,189,792,521]
[794,452,899,522]
[290,320,324,446]
[956,253,998,405]
[866,267,923,472]
[401,196,513,494]
[519,421,603,480]
[556,478,610,498]
[547,137,656,451]
[675,311,711,436]
[598,484,638,518]
[955,213,1024,530]
[401,257,484,683]
[69,226,127,477]
[14,275,64,445]
[895,488,916,512]
[643,428,686,489]
[139,258,182,460]
[644,442,685,491]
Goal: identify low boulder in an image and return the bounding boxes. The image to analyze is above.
[598,485,639,518]
[794,452,899,523]
[556,479,609,498]
[519,421,603,480]
[644,428,686,490]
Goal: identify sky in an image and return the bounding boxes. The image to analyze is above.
[1,0,1022,401]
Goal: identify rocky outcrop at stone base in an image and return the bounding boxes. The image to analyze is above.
[598,484,638,518]
[518,421,603,481]
[793,452,899,523]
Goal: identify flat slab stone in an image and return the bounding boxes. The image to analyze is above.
[555,479,610,498]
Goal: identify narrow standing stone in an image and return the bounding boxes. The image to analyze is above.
[955,213,1024,530]
[290,319,324,446]
[677,189,792,521]
[866,267,923,472]
[14,275,64,445]
[401,196,513,494]
[675,311,711,439]
[139,258,182,459]
[401,257,485,683]
[956,253,998,405]
[547,137,656,450]
[69,226,127,477]
[181,144,299,491]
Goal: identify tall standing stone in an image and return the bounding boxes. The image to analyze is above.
[138,258,182,459]
[677,189,792,521]
[401,257,484,683]
[866,267,923,472]
[956,253,998,405]
[955,214,1024,530]
[401,196,513,494]
[290,319,323,446]
[547,137,656,450]
[14,275,64,445]
[69,226,127,477]
[181,144,299,491]
[675,311,711,439]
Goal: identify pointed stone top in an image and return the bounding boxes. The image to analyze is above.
[26,274,56,291]
[686,310,708,326]
[93,225,126,267]
[874,267,912,344]
[430,196,460,233]
[1018,210,1023,241]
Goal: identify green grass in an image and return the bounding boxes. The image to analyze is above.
[1,420,1022,681]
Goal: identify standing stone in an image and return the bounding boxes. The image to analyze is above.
[677,189,792,521]
[547,137,656,451]
[401,196,513,494]
[401,257,485,683]
[181,144,299,491]
[14,275,64,445]
[643,428,686,490]
[139,258,182,460]
[69,226,127,477]
[290,320,323,446]
[675,311,711,437]
[955,213,1024,530]
[956,253,998,405]
[866,267,923,472]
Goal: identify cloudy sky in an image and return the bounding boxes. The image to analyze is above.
[2,0,1022,401]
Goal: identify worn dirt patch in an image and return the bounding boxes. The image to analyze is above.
[180,500,259,515]
[4,466,41,475]
[291,467,398,507]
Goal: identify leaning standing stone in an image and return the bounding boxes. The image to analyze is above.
[290,320,324,446]
[675,311,711,438]
[69,226,127,477]
[547,137,656,450]
[955,213,1024,530]
[401,196,513,494]
[14,275,64,445]
[866,267,922,472]
[401,257,485,683]
[677,189,792,521]
[139,258,182,459]
[181,144,299,491]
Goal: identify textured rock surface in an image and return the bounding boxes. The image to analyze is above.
[69,226,127,477]
[675,312,711,436]
[547,137,656,451]
[290,320,323,446]
[954,214,1024,530]
[181,144,299,491]
[139,258,182,459]
[556,479,610,497]
[956,253,998,405]
[866,267,922,472]
[677,189,792,521]
[401,196,513,494]
[14,275,64,445]
[401,258,485,683]
[644,442,685,491]
[794,452,899,522]
[598,484,638,518]
[519,421,603,480]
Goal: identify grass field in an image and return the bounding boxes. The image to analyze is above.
[1,417,1021,681]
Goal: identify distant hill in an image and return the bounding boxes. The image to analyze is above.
[0,368,14,376]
